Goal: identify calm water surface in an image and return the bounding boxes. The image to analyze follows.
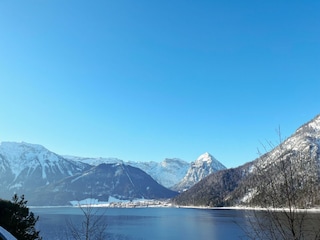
[32,207,248,240]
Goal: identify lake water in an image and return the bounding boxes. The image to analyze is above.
[32,207,249,240]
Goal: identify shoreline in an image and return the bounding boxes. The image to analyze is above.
[28,197,320,212]
[176,205,320,212]
[30,203,320,212]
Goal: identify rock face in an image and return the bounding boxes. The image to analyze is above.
[172,152,227,192]
[173,114,320,207]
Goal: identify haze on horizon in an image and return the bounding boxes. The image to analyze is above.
[0,0,319,168]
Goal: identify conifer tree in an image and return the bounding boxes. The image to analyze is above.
[0,194,42,240]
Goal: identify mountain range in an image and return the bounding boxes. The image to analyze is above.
[0,142,225,205]
[29,162,178,206]
[3,114,319,207]
[66,153,227,191]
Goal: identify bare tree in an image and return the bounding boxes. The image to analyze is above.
[66,201,108,240]
[245,129,320,240]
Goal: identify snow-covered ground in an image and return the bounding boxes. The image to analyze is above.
[176,205,320,212]
[69,197,172,208]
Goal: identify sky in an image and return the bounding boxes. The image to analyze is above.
[0,0,319,168]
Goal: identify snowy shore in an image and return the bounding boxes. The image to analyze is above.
[177,205,320,212]
[30,196,320,212]
[68,197,173,208]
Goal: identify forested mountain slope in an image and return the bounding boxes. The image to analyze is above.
[173,114,320,207]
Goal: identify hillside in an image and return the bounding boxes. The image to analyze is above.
[173,114,320,207]
[28,163,178,206]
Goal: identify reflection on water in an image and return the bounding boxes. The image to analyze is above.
[33,207,247,240]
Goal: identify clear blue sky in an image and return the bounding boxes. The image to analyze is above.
[0,1,319,168]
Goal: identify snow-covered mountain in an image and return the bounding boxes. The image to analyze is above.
[173,152,227,192]
[63,155,124,165]
[65,155,221,190]
[0,142,181,205]
[0,141,226,205]
[128,158,190,188]
[29,163,178,206]
[0,142,90,200]
[63,156,190,188]
[174,114,320,207]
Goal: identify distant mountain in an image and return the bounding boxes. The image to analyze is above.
[64,155,124,165]
[0,142,178,205]
[172,152,227,192]
[0,142,226,206]
[67,154,224,190]
[172,163,253,207]
[0,142,90,200]
[63,156,191,188]
[173,114,320,207]
[28,163,178,206]
[128,158,190,188]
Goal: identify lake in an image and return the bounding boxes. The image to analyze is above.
[32,207,249,240]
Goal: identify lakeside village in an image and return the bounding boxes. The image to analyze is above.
[69,198,173,208]
[67,197,320,212]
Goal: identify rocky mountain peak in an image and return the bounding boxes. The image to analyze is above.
[195,152,211,162]
[172,152,226,192]
[192,152,226,171]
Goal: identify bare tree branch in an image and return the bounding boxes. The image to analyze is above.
[245,130,320,240]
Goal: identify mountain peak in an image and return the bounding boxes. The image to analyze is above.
[172,152,227,191]
[196,152,212,162]
[193,152,226,170]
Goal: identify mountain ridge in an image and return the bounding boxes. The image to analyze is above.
[0,141,225,205]
[63,152,226,189]
[173,114,320,207]
[0,141,91,200]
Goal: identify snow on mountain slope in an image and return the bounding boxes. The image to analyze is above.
[174,114,320,207]
[63,155,190,188]
[239,114,320,205]
[0,142,90,198]
[29,163,178,206]
[173,152,227,191]
[0,142,50,177]
[63,155,123,166]
[0,141,227,202]
[64,154,225,189]
[128,158,190,188]
[254,114,320,170]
